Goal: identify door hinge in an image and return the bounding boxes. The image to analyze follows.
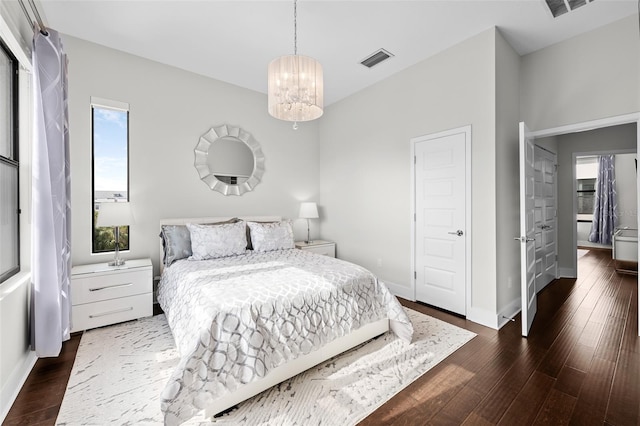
[414,156,416,164]
[414,212,416,222]
[414,271,417,279]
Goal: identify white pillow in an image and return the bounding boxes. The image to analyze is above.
[187,220,247,260]
[247,220,295,252]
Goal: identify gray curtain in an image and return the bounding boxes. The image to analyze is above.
[589,155,617,245]
[31,29,72,357]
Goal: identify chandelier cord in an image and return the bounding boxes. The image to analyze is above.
[293,0,298,55]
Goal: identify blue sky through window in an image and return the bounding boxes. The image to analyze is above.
[93,107,128,193]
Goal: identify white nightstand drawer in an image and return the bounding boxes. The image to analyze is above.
[304,245,335,257]
[72,269,152,305]
[295,241,336,258]
[71,293,152,332]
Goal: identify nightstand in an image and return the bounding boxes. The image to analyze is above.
[295,240,336,258]
[70,258,153,332]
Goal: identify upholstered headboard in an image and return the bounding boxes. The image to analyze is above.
[158,216,282,275]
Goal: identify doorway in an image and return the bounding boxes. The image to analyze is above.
[521,113,640,337]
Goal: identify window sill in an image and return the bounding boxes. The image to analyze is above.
[0,271,31,301]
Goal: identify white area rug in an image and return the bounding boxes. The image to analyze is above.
[56,308,475,425]
[578,249,590,259]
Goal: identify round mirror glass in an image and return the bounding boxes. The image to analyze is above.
[194,124,265,196]
[207,136,254,185]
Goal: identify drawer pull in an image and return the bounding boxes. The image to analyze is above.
[89,306,133,318]
[89,282,133,292]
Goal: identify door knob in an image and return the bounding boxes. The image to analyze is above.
[448,230,464,236]
[514,236,535,242]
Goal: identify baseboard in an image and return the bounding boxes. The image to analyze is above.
[497,298,521,329]
[0,350,37,423]
[381,280,414,302]
[466,306,498,329]
[558,267,577,278]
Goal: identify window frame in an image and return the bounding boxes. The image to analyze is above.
[90,97,130,254]
[0,38,20,284]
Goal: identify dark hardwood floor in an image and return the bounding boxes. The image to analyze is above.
[4,249,639,425]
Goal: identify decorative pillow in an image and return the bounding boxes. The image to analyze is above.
[160,225,193,266]
[160,218,239,265]
[247,220,295,252]
[187,220,247,260]
[246,220,278,250]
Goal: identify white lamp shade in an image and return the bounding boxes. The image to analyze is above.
[268,55,323,122]
[96,202,135,227]
[299,202,319,219]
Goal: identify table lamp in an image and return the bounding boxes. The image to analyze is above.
[299,202,319,244]
[96,202,134,266]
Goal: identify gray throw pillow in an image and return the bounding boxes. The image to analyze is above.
[160,225,193,266]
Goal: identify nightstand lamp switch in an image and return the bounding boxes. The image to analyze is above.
[96,202,134,266]
[299,202,319,244]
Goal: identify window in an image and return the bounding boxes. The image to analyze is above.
[0,40,19,283]
[577,178,596,216]
[91,98,130,253]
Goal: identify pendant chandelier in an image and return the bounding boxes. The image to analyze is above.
[267,0,323,128]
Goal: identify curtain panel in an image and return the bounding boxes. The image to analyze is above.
[588,155,617,246]
[31,29,72,357]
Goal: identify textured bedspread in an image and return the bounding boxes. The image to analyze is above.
[157,249,413,425]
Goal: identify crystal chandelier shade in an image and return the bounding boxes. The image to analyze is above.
[267,0,323,123]
[268,54,323,122]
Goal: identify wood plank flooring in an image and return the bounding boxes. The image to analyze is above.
[4,249,639,425]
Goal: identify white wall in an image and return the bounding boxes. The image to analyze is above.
[63,35,321,276]
[495,29,522,323]
[521,15,639,132]
[319,28,498,324]
[0,3,35,421]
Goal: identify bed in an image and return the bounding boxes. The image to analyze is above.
[156,216,413,425]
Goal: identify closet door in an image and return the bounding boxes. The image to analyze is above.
[414,127,469,316]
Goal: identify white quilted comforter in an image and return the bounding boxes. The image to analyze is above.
[157,249,413,425]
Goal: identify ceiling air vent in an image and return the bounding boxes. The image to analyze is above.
[360,49,394,68]
[544,0,593,18]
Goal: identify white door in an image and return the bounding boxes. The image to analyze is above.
[519,122,537,336]
[415,130,467,315]
[534,146,557,292]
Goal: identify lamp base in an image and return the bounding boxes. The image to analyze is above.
[108,258,126,267]
[304,219,314,245]
[109,230,125,266]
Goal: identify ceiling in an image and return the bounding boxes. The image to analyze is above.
[39,0,637,106]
